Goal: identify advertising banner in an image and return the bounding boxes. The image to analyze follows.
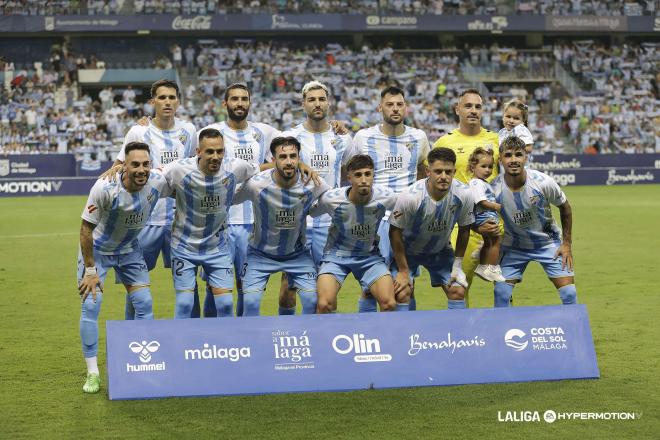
[0,177,96,197]
[0,155,76,178]
[530,153,660,186]
[106,305,599,400]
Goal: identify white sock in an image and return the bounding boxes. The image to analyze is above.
[85,356,99,375]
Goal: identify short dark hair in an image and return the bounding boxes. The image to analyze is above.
[270,136,301,156]
[151,79,180,99]
[427,147,456,165]
[458,88,483,100]
[499,136,527,154]
[198,128,223,143]
[380,85,405,100]
[346,154,374,172]
[124,141,150,157]
[224,83,251,102]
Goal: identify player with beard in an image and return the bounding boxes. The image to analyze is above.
[432,88,500,306]
[78,142,170,393]
[104,80,197,320]
[232,137,330,316]
[352,85,430,312]
[277,81,356,315]
[490,137,577,307]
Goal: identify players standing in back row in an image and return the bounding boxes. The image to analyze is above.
[352,85,430,312]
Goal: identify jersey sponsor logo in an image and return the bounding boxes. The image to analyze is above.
[275,209,296,229]
[350,224,372,241]
[160,151,179,165]
[310,153,330,173]
[125,211,146,228]
[384,154,403,172]
[200,194,223,214]
[427,218,448,232]
[513,210,533,228]
[234,146,255,162]
[127,340,166,373]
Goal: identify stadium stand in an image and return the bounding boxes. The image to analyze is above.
[1,38,658,156]
[1,0,657,16]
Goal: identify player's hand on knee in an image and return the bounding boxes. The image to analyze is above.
[393,271,411,296]
[79,275,103,303]
[554,243,573,271]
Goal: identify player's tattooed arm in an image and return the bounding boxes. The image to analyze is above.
[78,220,102,303]
[555,200,573,271]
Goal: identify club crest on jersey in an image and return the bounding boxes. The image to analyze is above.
[253,131,262,142]
[530,195,541,206]
[178,131,189,145]
[405,141,416,151]
[448,204,458,214]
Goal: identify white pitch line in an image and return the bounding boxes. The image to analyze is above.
[0,232,77,239]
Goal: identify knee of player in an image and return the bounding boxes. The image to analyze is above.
[446,286,465,300]
[378,298,397,312]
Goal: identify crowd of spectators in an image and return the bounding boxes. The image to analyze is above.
[1,0,657,16]
[553,40,659,153]
[1,40,658,157]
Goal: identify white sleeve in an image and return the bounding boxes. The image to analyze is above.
[312,177,331,200]
[542,174,567,206]
[234,159,260,183]
[457,190,475,227]
[309,193,332,217]
[514,125,534,145]
[352,131,366,154]
[340,134,356,165]
[117,126,143,162]
[389,193,413,230]
[470,179,488,203]
[81,181,107,224]
[417,132,431,165]
[232,177,254,205]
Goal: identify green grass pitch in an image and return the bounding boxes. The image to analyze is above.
[0,185,658,439]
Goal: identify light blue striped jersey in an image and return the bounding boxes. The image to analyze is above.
[234,169,330,258]
[162,157,259,256]
[118,118,197,226]
[311,185,396,257]
[282,123,356,227]
[353,124,430,194]
[81,171,171,256]
[490,169,566,250]
[199,121,280,225]
[390,179,475,256]
[469,177,497,215]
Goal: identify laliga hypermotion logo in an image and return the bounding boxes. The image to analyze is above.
[129,340,161,363]
[504,329,528,351]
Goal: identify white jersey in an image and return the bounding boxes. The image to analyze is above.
[469,177,497,215]
[234,169,330,257]
[162,157,259,256]
[199,121,280,225]
[311,185,396,257]
[353,124,430,194]
[390,179,474,256]
[490,169,566,250]
[117,118,197,226]
[81,171,171,256]
[498,125,533,146]
[282,123,355,228]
